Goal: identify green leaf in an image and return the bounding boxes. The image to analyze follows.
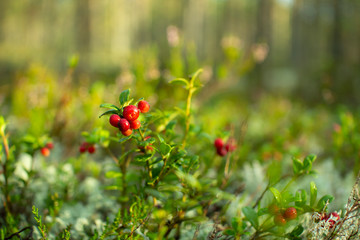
[316,195,334,210]
[175,170,201,190]
[99,109,119,118]
[305,154,317,163]
[231,217,242,233]
[292,157,303,175]
[169,78,189,88]
[269,187,282,205]
[222,229,235,236]
[159,142,172,156]
[295,189,307,207]
[134,154,153,162]
[310,181,317,207]
[100,103,120,111]
[118,135,133,143]
[105,171,122,179]
[303,158,312,172]
[287,224,304,238]
[190,68,203,83]
[242,207,259,230]
[119,89,131,106]
[134,97,144,106]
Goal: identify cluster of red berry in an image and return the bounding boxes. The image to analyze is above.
[79,142,96,154]
[109,100,150,136]
[320,212,340,228]
[40,142,54,157]
[214,138,237,156]
[269,205,298,226]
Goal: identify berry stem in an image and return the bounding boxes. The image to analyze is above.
[138,129,152,179]
[138,128,145,141]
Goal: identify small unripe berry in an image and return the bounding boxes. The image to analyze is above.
[284,207,297,220]
[88,145,96,154]
[216,147,227,156]
[109,114,121,127]
[41,147,50,157]
[274,214,287,226]
[214,138,224,149]
[123,105,140,121]
[138,100,150,113]
[268,204,280,215]
[122,128,133,136]
[118,118,130,132]
[129,119,141,130]
[46,142,54,149]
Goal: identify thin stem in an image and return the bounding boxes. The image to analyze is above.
[138,128,145,141]
[138,129,152,180]
[105,147,119,165]
[182,87,194,149]
[154,157,168,187]
[1,131,11,214]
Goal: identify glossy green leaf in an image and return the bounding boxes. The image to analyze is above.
[169,78,189,88]
[119,89,130,106]
[99,109,118,118]
[159,142,172,156]
[100,103,120,111]
[316,195,334,210]
[310,181,317,207]
[242,206,259,229]
[292,157,303,175]
[269,187,282,204]
[134,154,153,162]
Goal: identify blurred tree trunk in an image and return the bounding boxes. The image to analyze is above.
[0,0,6,41]
[331,0,343,101]
[75,0,91,70]
[253,0,273,97]
[291,0,302,68]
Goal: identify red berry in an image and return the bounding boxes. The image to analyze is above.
[138,100,150,113]
[88,145,96,154]
[118,118,130,132]
[79,142,88,153]
[225,138,237,152]
[122,128,133,136]
[274,214,287,226]
[129,119,141,130]
[216,147,227,156]
[123,105,140,121]
[268,204,280,215]
[327,212,340,228]
[41,147,50,157]
[46,142,54,149]
[109,114,121,128]
[214,138,224,149]
[284,207,297,220]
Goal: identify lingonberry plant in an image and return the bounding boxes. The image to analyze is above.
[2,67,360,240]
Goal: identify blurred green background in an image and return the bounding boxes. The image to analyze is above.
[1,0,359,104]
